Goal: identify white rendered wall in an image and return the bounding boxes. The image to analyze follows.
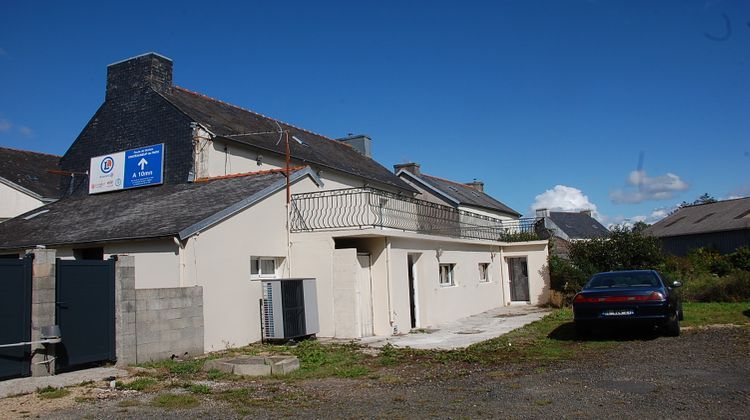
[500,242,550,306]
[105,241,181,289]
[0,182,45,221]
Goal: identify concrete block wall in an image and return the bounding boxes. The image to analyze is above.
[29,249,56,376]
[134,287,204,363]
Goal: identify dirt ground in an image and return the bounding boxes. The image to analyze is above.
[3,326,748,419]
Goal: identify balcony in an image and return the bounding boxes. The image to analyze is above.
[290,187,541,242]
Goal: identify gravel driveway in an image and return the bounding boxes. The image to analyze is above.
[13,326,750,419]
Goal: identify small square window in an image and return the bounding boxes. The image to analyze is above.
[439,263,455,286]
[478,263,490,282]
[251,257,277,278]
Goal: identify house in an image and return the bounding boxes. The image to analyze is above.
[0,53,549,369]
[645,197,750,255]
[534,209,610,258]
[0,147,61,222]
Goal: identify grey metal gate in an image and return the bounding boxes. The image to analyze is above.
[0,256,33,380]
[55,258,116,373]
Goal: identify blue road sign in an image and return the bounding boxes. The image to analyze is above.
[123,144,164,189]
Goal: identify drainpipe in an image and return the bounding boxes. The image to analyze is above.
[385,237,395,332]
[498,244,507,306]
[173,236,186,287]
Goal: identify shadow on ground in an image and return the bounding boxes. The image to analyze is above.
[743,309,750,318]
[547,322,662,342]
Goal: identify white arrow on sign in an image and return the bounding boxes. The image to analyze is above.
[138,158,148,171]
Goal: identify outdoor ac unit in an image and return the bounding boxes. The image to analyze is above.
[261,278,319,341]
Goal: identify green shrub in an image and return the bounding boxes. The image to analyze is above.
[548,255,587,293]
[686,248,732,276]
[729,247,750,271]
[680,271,750,302]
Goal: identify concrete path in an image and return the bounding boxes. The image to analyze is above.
[0,367,128,398]
[361,305,551,350]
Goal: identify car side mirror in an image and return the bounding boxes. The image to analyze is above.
[672,281,682,288]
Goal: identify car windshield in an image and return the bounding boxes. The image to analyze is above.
[587,272,660,289]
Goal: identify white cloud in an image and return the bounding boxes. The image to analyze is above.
[610,170,689,204]
[531,185,599,217]
[18,126,33,138]
[602,205,676,229]
[0,119,11,132]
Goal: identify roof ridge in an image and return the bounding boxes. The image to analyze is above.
[193,166,307,183]
[171,86,335,141]
[422,173,484,192]
[0,146,61,158]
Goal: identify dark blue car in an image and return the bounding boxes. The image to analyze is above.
[573,270,683,337]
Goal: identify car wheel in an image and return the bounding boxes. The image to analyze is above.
[665,312,680,337]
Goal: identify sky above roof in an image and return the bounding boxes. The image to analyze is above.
[0,0,748,226]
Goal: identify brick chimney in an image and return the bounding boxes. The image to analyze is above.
[393,162,421,176]
[465,179,484,192]
[106,52,173,100]
[337,134,372,157]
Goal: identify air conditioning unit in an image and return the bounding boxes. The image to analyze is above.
[261,278,319,341]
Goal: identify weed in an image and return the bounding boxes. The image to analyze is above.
[118,399,141,407]
[378,343,401,366]
[151,393,200,409]
[141,358,205,376]
[37,386,70,399]
[187,384,212,394]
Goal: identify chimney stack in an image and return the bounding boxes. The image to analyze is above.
[465,179,484,192]
[580,209,593,217]
[106,52,173,100]
[393,162,421,177]
[536,208,550,218]
[337,134,372,157]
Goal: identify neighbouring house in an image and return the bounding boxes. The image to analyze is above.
[0,53,549,377]
[534,209,610,258]
[645,197,750,256]
[0,147,61,222]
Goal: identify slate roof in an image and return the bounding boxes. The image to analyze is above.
[407,173,521,217]
[548,212,610,240]
[0,146,61,200]
[0,170,302,250]
[645,197,750,237]
[159,87,417,193]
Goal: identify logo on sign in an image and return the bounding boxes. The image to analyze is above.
[100,156,115,173]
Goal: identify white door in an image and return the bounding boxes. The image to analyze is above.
[357,253,374,337]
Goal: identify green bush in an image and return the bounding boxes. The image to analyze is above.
[729,247,750,271]
[548,255,587,294]
[687,248,732,276]
[679,271,750,302]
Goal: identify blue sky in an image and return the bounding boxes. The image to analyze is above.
[1,0,748,224]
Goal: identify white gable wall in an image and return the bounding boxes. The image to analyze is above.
[0,181,46,221]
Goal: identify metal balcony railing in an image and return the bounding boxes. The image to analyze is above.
[290,187,541,242]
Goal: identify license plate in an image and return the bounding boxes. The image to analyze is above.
[602,309,634,317]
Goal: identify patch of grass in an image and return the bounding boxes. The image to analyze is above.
[117,399,141,407]
[37,386,70,399]
[141,358,205,376]
[206,369,232,381]
[378,343,401,366]
[682,302,750,327]
[186,384,212,394]
[116,377,157,391]
[151,393,200,409]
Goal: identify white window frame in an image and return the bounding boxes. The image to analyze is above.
[439,263,455,287]
[478,262,490,283]
[250,257,278,279]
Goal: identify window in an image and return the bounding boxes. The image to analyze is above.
[439,263,455,286]
[251,257,277,278]
[478,263,490,282]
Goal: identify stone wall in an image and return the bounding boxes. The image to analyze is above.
[134,287,204,363]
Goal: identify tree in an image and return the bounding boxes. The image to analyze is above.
[680,193,717,208]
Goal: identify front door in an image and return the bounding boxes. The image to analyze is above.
[356,253,374,337]
[508,257,530,302]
